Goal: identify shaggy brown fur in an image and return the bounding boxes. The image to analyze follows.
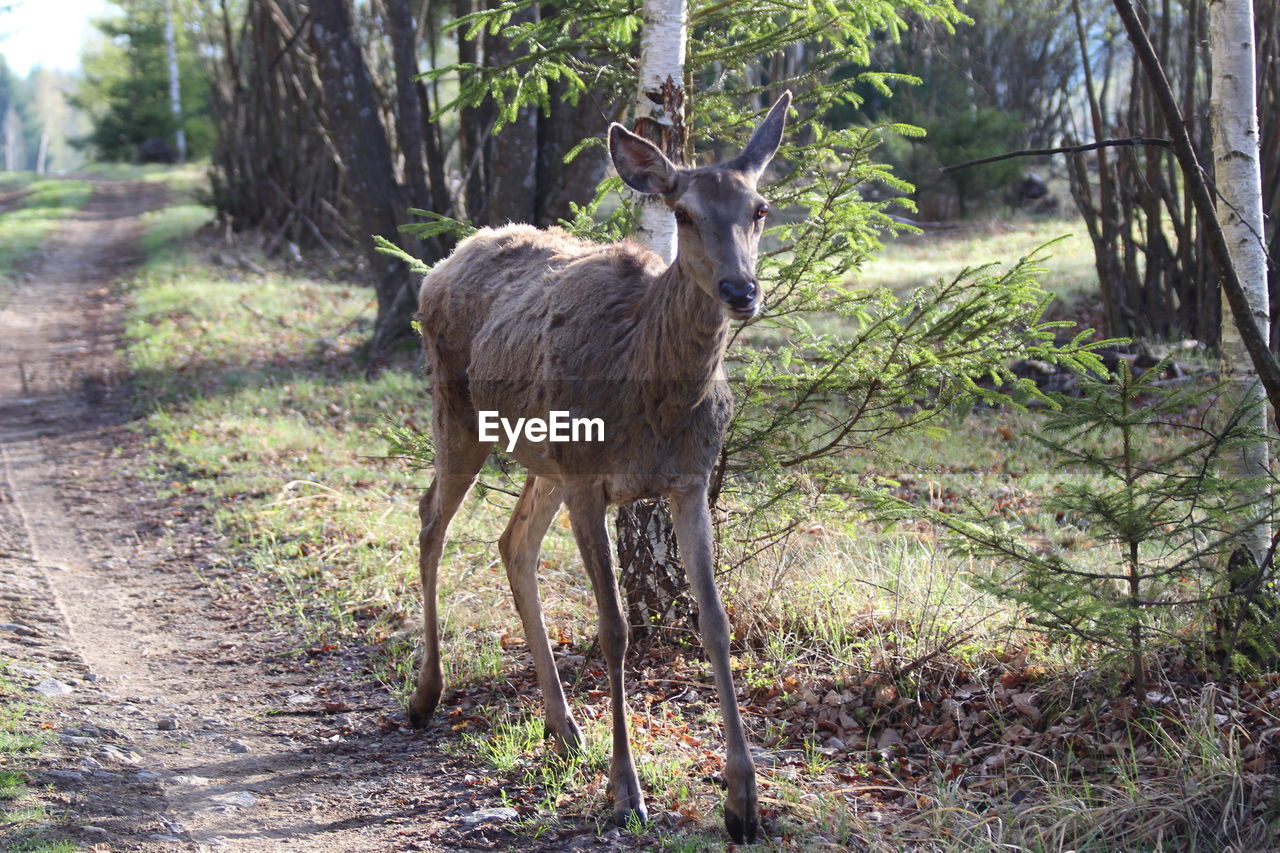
[407,92,792,845]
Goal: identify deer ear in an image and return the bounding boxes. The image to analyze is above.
[729,91,792,180]
[608,124,679,195]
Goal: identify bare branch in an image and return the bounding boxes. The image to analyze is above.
[941,137,1170,173]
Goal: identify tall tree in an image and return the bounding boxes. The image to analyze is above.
[75,0,212,162]
[631,0,686,258]
[164,0,185,161]
[309,0,418,353]
[1210,0,1270,564]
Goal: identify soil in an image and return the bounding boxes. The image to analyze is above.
[0,183,633,852]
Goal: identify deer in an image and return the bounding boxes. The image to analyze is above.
[408,92,791,844]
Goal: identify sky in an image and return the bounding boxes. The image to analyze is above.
[0,0,113,77]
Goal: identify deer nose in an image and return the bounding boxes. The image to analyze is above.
[718,279,758,313]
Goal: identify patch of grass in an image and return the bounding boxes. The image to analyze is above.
[856,214,1097,307]
[2,832,80,853]
[77,159,204,182]
[0,178,94,300]
[0,171,38,192]
[137,204,214,265]
[0,665,74,853]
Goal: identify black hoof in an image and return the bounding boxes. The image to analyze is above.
[406,705,431,730]
[725,807,759,844]
[406,690,439,730]
[614,804,649,829]
[546,721,585,756]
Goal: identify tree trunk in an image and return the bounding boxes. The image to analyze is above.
[455,0,494,225]
[616,502,694,641]
[309,0,417,354]
[534,84,615,227]
[1210,0,1272,568]
[616,0,692,643]
[385,0,452,267]
[632,0,686,261]
[164,0,186,162]
[484,2,540,225]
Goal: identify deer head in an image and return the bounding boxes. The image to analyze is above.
[608,91,791,320]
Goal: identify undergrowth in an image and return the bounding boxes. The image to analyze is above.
[123,198,1280,850]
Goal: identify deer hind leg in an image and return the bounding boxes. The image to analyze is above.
[498,475,583,753]
[407,421,489,729]
[669,489,758,844]
[564,486,646,826]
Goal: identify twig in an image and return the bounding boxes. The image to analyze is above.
[941,137,1171,173]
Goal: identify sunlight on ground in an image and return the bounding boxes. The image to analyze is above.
[855,215,1097,307]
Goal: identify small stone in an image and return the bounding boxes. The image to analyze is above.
[209,791,258,808]
[79,756,103,770]
[458,806,519,826]
[47,769,86,783]
[83,673,103,682]
[227,741,251,754]
[59,735,96,746]
[31,678,73,698]
[169,775,210,788]
[157,717,180,731]
[97,745,143,765]
[0,622,37,636]
[136,770,163,782]
[81,826,110,838]
[286,693,316,705]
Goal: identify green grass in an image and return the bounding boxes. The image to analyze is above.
[0,665,76,853]
[121,199,1275,850]
[856,214,1097,307]
[0,178,94,300]
[0,171,39,193]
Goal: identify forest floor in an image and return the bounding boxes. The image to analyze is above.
[0,177,1276,852]
[0,180,633,852]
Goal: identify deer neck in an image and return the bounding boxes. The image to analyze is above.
[630,251,729,410]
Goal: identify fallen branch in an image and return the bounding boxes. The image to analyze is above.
[941,137,1170,173]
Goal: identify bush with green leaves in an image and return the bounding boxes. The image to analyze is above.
[867,362,1276,695]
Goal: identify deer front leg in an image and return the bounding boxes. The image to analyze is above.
[499,475,583,753]
[564,487,647,826]
[669,489,759,844]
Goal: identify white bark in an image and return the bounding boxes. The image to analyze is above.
[634,0,686,261]
[165,0,186,162]
[1210,0,1270,562]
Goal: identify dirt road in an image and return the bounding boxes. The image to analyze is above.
[0,183,602,852]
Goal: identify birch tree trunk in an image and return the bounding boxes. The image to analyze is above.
[632,0,686,261]
[1210,0,1271,564]
[164,0,185,162]
[616,0,692,642]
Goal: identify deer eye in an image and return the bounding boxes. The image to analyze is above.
[674,208,692,224]
[754,204,769,221]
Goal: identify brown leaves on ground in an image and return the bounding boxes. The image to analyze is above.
[427,631,1280,847]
